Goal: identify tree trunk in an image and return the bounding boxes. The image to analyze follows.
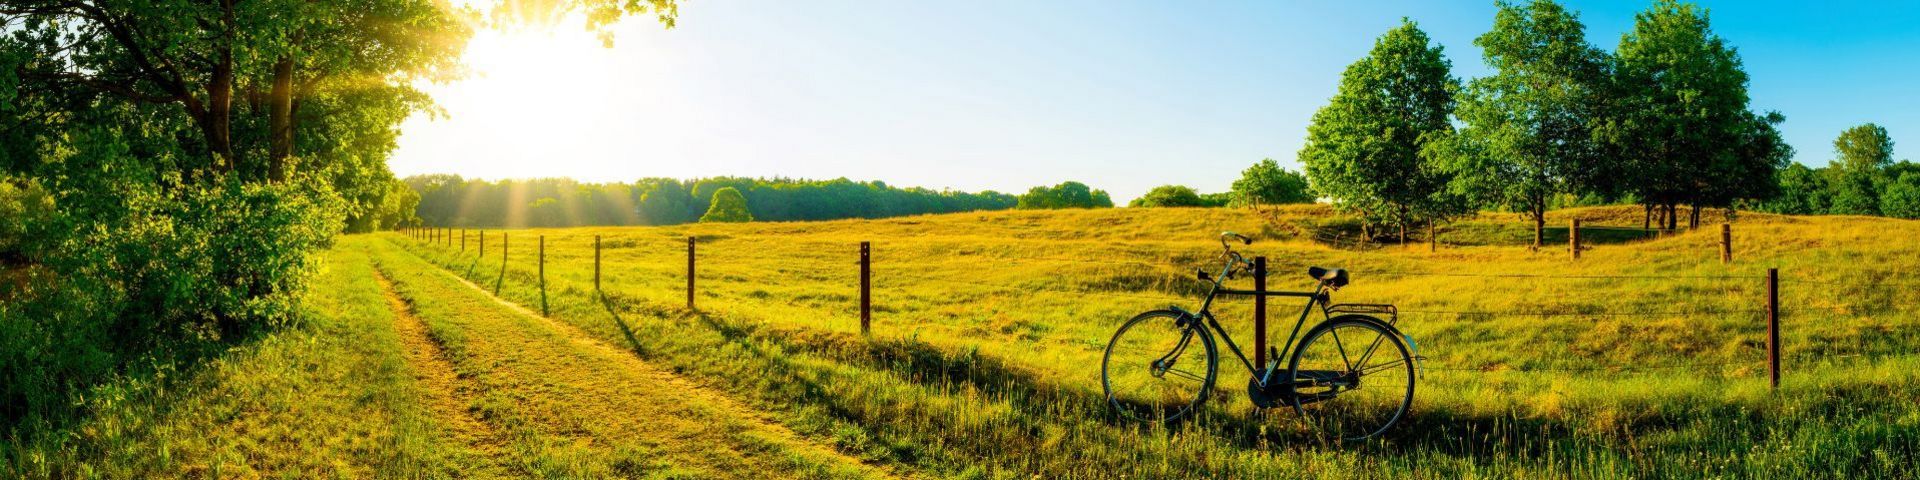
[1689,204,1700,229]
[204,1,237,172]
[1643,203,1652,230]
[1428,223,1436,252]
[1666,203,1679,230]
[1398,224,1406,246]
[1532,210,1544,252]
[205,57,233,169]
[267,56,295,182]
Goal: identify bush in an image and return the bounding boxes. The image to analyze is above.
[1129,185,1207,208]
[1881,173,1920,219]
[1017,181,1113,209]
[1,155,340,426]
[700,187,753,223]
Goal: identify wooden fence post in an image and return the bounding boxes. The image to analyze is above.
[479,230,486,257]
[1254,256,1267,370]
[538,235,547,316]
[502,232,509,265]
[860,241,871,336]
[1570,219,1581,260]
[593,235,602,293]
[686,236,696,310]
[1768,268,1779,389]
[461,229,466,252]
[1721,223,1733,263]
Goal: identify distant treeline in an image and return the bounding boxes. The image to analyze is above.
[404,175,1020,227]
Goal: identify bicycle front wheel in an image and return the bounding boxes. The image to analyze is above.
[1102,310,1217,423]
[1287,316,1415,441]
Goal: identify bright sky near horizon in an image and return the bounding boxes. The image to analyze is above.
[389,0,1920,203]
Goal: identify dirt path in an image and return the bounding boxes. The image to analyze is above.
[374,245,898,478]
[374,271,515,478]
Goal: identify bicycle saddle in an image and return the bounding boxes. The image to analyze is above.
[1307,267,1349,288]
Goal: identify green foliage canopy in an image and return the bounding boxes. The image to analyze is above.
[1129,185,1206,208]
[1299,19,1462,233]
[1445,0,1608,244]
[1229,159,1314,206]
[1016,181,1114,209]
[700,187,753,223]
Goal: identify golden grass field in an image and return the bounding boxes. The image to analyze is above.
[16,205,1919,478]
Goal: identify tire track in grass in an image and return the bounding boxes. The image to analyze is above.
[374,270,515,478]
[370,244,898,479]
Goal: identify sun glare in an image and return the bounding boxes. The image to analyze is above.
[397,18,670,182]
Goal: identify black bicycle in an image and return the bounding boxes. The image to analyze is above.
[1101,232,1421,441]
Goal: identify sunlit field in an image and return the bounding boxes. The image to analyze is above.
[376,205,1918,478]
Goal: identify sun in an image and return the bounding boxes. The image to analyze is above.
[396,17,670,182]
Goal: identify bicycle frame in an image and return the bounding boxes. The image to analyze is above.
[1175,259,1329,388]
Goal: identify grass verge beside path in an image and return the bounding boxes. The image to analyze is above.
[3,242,467,478]
[360,237,891,479]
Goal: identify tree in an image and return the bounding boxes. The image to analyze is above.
[1298,19,1462,242]
[0,0,678,425]
[1017,181,1113,209]
[1229,159,1314,206]
[700,187,754,223]
[1758,163,1830,215]
[1603,0,1759,229]
[1881,172,1920,219]
[1130,185,1206,207]
[1827,123,1895,215]
[1448,0,1608,248]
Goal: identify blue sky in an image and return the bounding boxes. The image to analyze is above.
[390,0,1920,203]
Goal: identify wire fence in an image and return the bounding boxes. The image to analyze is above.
[391,226,1920,383]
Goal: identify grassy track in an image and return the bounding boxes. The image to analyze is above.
[361,237,893,478]
[388,205,1920,478]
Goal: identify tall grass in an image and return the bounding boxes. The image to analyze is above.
[388,205,1920,478]
[3,246,466,478]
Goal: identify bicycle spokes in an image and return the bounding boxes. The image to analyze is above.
[1103,311,1216,423]
[1290,320,1415,442]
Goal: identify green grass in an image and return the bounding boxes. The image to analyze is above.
[389,205,1920,478]
[14,205,1916,478]
[3,245,467,478]
[359,237,888,479]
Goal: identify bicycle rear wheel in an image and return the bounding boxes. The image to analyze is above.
[1102,310,1217,423]
[1287,317,1414,441]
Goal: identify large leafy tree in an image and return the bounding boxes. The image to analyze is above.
[0,0,677,425]
[1229,158,1313,206]
[1602,0,1762,228]
[1826,123,1895,215]
[1446,0,1608,249]
[1298,19,1461,241]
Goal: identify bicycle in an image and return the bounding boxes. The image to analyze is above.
[1100,232,1422,441]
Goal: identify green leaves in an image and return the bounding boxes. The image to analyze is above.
[699,187,753,223]
[1299,19,1461,230]
[1228,159,1312,206]
[1017,181,1113,210]
[1128,185,1206,208]
[1450,0,1608,229]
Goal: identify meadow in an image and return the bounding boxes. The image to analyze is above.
[386,205,1917,477]
[11,205,1917,478]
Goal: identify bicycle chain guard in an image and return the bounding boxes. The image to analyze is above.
[1247,374,1291,409]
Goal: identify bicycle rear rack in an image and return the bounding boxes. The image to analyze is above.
[1325,303,1398,326]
